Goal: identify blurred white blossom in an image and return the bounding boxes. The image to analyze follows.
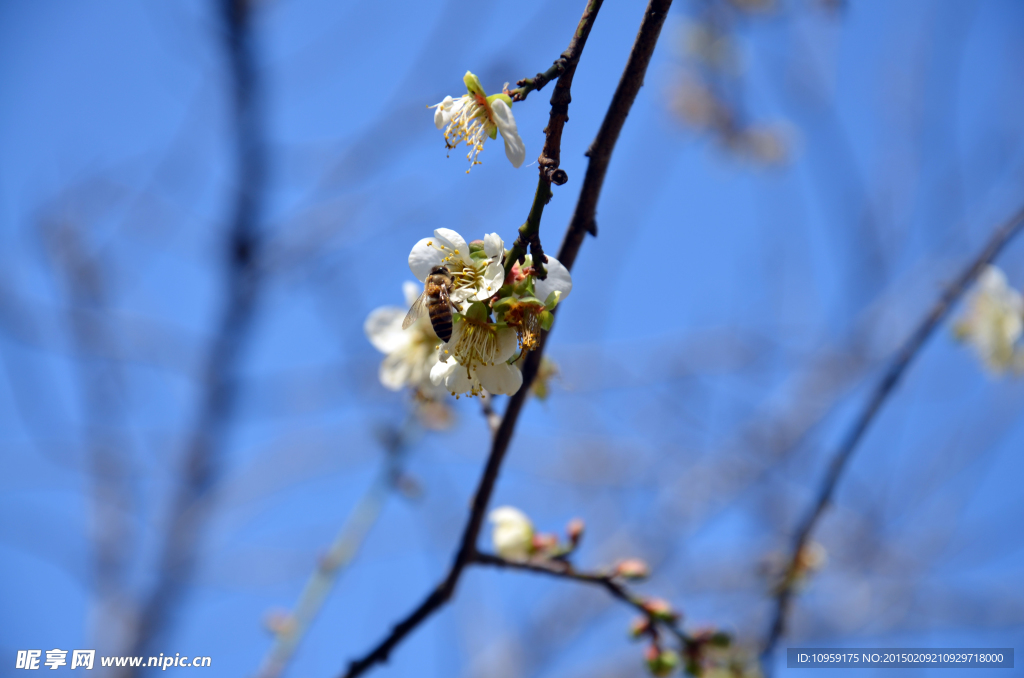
[488,506,534,560]
[365,282,443,396]
[954,265,1024,375]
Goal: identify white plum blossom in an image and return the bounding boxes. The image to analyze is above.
[431,319,522,397]
[954,265,1024,374]
[409,228,506,304]
[365,281,443,395]
[488,506,534,560]
[430,71,525,171]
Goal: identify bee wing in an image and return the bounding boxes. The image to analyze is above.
[402,290,428,329]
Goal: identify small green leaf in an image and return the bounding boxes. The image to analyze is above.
[539,311,554,331]
[492,297,516,315]
[465,302,489,322]
[487,92,513,108]
[463,71,486,98]
[543,290,561,309]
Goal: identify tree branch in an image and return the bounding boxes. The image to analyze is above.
[339,2,672,676]
[505,0,604,280]
[472,551,692,647]
[122,0,267,670]
[761,204,1024,664]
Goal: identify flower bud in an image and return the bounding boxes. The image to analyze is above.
[629,616,652,640]
[641,598,680,623]
[566,518,585,546]
[531,532,558,554]
[263,609,296,637]
[615,558,650,581]
[488,506,534,560]
[644,646,679,677]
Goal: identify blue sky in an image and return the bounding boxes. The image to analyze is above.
[2,1,1024,677]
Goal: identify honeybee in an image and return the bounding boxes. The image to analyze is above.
[403,265,456,342]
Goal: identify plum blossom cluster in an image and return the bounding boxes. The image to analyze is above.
[431,71,525,172]
[953,265,1024,375]
[406,228,571,398]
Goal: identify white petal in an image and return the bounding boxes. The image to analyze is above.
[472,262,505,301]
[476,363,523,396]
[364,307,409,353]
[489,506,531,527]
[433,96,453,129]
[433,228,473,267]
[483,232,504,261]
[979,266,1007,294]
[409,237,445,281]
[534,255,573,303]
[380,352,412,391]
[489,507,536,561]
[430,358,456,386]
[436,321,464,363]
[494,326,519,363]
[403,281,423,308]
[491,99,525,168]
[450,287,473,304]
[444,362,476,394]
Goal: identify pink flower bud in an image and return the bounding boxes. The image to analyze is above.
[641,598,680,623]
[615,558,650,581]
[531,533,558,553]
[567,518,585,545]
[629,616,652,640]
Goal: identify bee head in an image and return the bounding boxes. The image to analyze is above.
[430,265,450,276]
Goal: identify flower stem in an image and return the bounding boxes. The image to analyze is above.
[505,174,553,279]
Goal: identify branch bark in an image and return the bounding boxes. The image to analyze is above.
[339,2,672,676]
[761,204,1024,665]
[505,0,604,280]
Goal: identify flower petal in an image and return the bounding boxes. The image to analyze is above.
[534,255,573,303]
[491,99,525,168]
[409,238,445,281]
[364,307,409,353]
[483,232,504,261]
[380,352,412,391]
[403,281,423,308]
[476,362,523,395]
[444,362,476,394]
[472,262,505,301]
[433,96,454,129]
[430,358,456,387]
[494,326,519,363]
[434,228,473,267]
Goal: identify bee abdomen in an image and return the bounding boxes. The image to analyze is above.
[429,306,453,342]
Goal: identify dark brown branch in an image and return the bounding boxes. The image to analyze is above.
[472,551,692,647]
[564,1,671,246]
[339,2,672,677]
[122,0,267,670]
[761,204,1024,663]
[505,0,604,280]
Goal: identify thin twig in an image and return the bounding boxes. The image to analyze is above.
[339,2,672,677]
[256,424,412,678]
[122,0,267,670]
[472,551,692,647]
[505,0,604,280]
[761,204,1024,665]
